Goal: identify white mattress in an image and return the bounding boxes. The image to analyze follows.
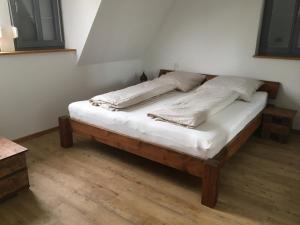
[69,91,267,160]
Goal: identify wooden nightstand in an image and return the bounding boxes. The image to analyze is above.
[0,137,29,201]
[262,106,297,143]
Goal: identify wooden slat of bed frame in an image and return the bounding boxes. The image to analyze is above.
[159,69,280,99]
[66,113,262,175]
[222,114,262,161]
[70,119,205,177]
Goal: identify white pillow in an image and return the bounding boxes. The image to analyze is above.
[160,71,206,92]
[200,76,263,102]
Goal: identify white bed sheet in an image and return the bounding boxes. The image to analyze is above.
[69,91,267,160]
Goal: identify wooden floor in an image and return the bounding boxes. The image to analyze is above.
[0,131,299,225]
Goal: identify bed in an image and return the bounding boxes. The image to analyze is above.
[59,69,280,208]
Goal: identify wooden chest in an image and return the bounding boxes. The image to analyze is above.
[0,137,29,201]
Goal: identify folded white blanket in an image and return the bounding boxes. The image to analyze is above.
[90,78,176,110]
[148,86,239,128]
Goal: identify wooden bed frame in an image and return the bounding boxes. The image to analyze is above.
[59,70,280,208]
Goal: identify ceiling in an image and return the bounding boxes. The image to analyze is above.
[78,0,175,65]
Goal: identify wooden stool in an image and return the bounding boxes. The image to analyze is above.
[0,137,29,201]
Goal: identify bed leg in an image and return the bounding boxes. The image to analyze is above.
[201,159,221,208]
[59,116,73,148]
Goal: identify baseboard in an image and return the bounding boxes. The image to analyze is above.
[14,127,58,143]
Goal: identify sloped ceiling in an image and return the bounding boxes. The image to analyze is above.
[78,0,175,65]
[62,0,102,58]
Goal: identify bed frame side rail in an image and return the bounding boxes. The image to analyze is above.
[59,116,205,178]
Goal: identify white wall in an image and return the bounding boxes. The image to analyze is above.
[61,0,102,59]
[0,1,87,139]
[81,59,142,95]
[144,0,300,129]
[0,1,143,139]
[0,54,142,140]
[0,52,87,139]
[79,0,175,65]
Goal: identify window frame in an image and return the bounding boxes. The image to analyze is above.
[291,5,300,55]
[257,0,300,57]
[8,0,65,50]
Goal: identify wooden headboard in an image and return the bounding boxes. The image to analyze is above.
[159,69,280,99]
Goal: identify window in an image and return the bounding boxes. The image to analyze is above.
[8,0,64,50]
[258,0,300,57]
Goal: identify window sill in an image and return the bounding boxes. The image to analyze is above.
[0,49,76,56]
[254,55,300,61]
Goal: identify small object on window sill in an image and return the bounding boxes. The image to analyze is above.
[140,72,148,83]
[0,26,18,52]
